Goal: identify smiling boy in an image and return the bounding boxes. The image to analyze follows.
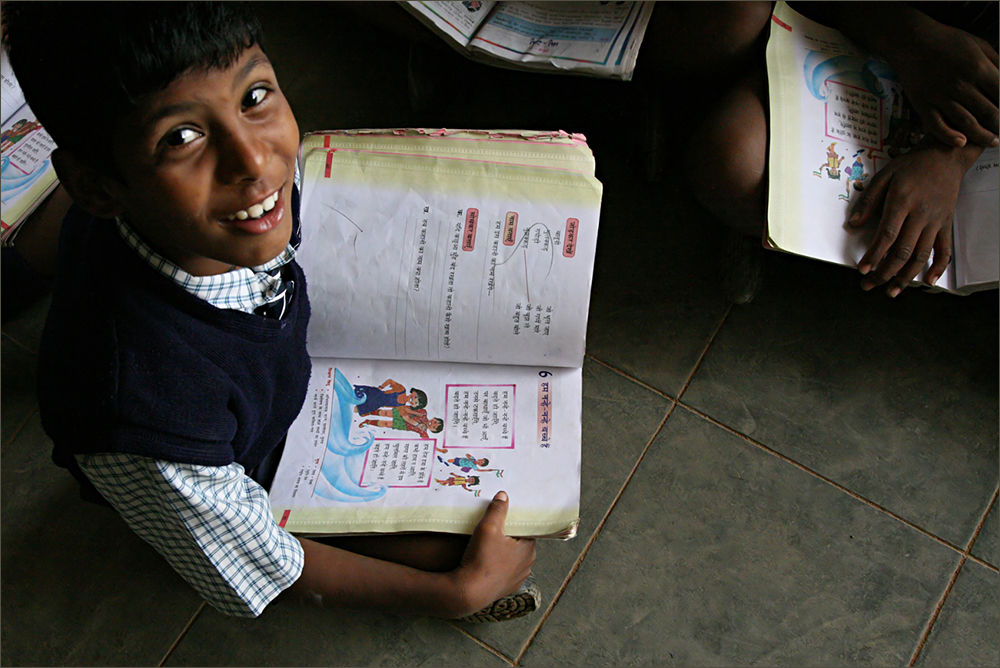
[3,2,535,621]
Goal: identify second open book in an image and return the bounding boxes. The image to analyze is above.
[268,129,602,539]
[766,2,999,294]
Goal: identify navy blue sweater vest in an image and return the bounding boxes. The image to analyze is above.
[39,207,312,494]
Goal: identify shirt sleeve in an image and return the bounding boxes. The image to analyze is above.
[76,452,304,618]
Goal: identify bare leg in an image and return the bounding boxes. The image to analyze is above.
[639,2,774,85]
[685,68,769,237]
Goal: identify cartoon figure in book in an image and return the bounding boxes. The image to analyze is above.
[814,142,844,179]
[438,454,496,473]
[352,378,427,416]
[435,474,481,495]
[844,150,870,198]
[359,406,444,439]
[0,118,41,154]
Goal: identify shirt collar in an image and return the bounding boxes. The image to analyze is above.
[115,217,297,315]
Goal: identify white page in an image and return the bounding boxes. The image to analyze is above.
[269,357,581,537]
[471,1,653,79]
[0,48,26,127]
[954,147,1000,290]
[405,0,498,47]
[297,144,602,367]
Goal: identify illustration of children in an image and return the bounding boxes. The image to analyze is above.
[814,141,844,179]
[435,474,481,494]
[360,405,443,438]
[844,150,870,197]
[353,378,427,416]
[0,118,41,154]
[438,454,492,473]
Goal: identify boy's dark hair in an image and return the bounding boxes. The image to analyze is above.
[2,2,264,170]
[429,419,444,434]
[411,389,428,409]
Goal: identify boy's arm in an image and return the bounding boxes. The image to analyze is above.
[797,2,999,148]
[282,492,536,618]
[379,379,405,393]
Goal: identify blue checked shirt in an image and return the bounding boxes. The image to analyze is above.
[75,215,304,618]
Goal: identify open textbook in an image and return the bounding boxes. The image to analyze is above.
[1,47,59,245]
[402,1,654,80]
[268,129,602,539]
[765,1,999,294]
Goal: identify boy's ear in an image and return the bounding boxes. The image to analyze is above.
[51,149,125,220]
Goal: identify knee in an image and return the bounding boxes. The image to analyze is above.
[685,73,769,229]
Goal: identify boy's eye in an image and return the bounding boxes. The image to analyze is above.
[243,86,269,109]
[163,127,202,147]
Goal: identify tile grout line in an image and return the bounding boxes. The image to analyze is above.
[908,486,999,666]
[514,402,678,666]
[906,556,967,667]
[585,354,676,402]
[156,601,207,667]
[3,405,38,448]
[675,401,983,560]
[447,623,517,666]
[511,307,732,663]
[583,300,733,405]
[1,330,39,355]
[675,302,734,402]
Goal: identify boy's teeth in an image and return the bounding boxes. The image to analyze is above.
[227,192,278,221]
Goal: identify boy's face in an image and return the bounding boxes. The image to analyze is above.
[107,46,299,276]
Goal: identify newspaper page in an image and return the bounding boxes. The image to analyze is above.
[297,129,603,367]
[765,1,999,293]
[269,357,581,538]
[470,1,654,80]
[405,0,498,47]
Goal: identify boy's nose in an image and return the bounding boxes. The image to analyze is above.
[217,125,267,183]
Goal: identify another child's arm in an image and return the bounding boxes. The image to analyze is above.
[799,2,999,148]
[847,138,985,295]
[378,379,405,393]
[283,492,536,618]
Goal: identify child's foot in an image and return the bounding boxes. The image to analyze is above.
[457,575,542,623]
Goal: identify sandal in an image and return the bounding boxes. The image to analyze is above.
[457,575,542,623]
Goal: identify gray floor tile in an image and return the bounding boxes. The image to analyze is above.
[1,293,51,354]
[971,499,999,568]
[462,360,672,657]
[1,414,203,666]
[585,154,732,399]
[520,408,963,667]
[1,336,38,445]
[914,561,1000,667]
[165,608,508,667]
[683,254,999,548]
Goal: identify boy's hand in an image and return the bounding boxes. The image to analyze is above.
[889,21,999,148]
[447,491,536,618]
[848,143,972,295]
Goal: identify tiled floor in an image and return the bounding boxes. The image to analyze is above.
[2,4,997,666]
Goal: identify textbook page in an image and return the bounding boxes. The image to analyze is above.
[953,148,1000,291]
[1,101,58,242]
[297,133,602,367]
[470,1,653,80]
[301,128,596,176]
[269,357,581,538]
[404,1,498,48]
[765,1,999,294]
[1,48,26,126]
